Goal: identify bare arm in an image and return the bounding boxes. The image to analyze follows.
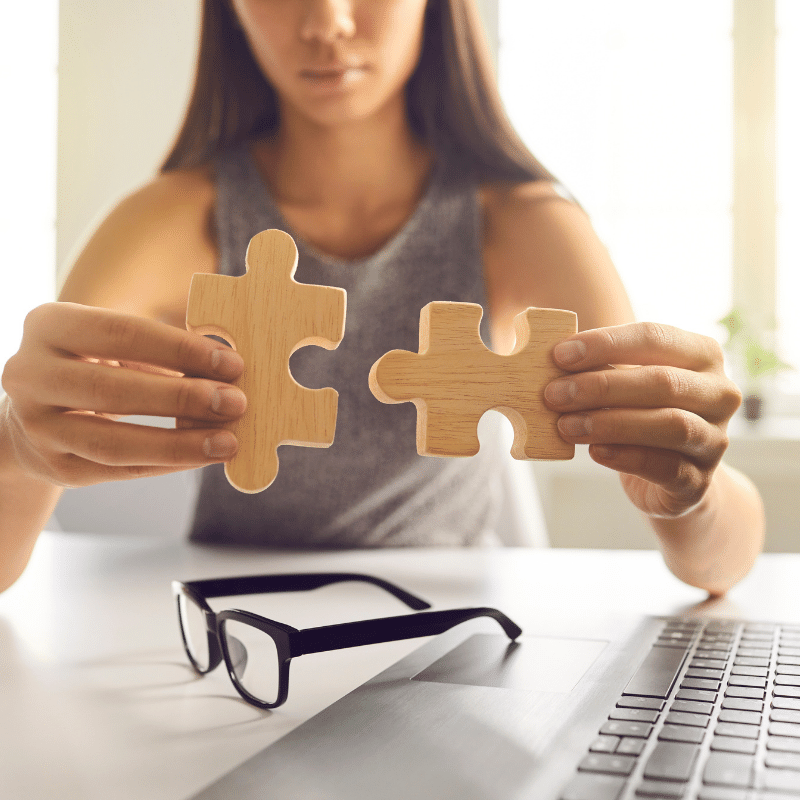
[481,183,765,595]
[0,169,247,592]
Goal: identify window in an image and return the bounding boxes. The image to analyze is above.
[498,0,799,411]
[0,4,58,371]
[776,0,800,396]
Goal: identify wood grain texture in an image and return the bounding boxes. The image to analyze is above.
[369,302,576,460]
[186,229,347,493]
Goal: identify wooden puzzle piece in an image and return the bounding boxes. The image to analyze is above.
[368,302,577,460]
[186,229,346,493]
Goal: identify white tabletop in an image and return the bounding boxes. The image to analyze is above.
[1,531,799,800]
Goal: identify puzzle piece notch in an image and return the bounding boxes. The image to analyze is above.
[186,229,347,493]
[369,301,576,460]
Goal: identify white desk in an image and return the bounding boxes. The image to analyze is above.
[1,532,799,800]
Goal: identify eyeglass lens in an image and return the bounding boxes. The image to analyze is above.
[178,593,211,672]
[220,618,281,706]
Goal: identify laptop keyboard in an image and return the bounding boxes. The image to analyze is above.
[560,617,800,800]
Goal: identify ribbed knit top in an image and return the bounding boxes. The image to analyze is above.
[188,142,511,548]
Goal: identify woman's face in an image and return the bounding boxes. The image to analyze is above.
[229,0,430,128]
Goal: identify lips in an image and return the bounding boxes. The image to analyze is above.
[300,65,367,79]
[298,64,369,91]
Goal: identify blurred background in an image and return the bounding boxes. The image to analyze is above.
[2,0,798,549]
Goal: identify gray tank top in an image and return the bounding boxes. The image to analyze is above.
[188,142,508,548]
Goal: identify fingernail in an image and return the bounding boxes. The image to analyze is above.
[545,380,577,405]
[211,387,247,416]
[558,414,591,437]
[593,444,616,461]
[554,340,586,365]
[211,348,243,377]
[204,432,237,459]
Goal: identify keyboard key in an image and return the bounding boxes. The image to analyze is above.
[730,665,769,678]
[767,737,800,754]
[727,675,767,688]
[692,659,727,670]
[709,736,757,755]
[744,624,775,633]
[779,647,800,657]
[686,667,725,681]
[725,686,765,699]
[722,698,763,712]
[715,722,760,739]
[643,740,699,781]
[762,768,800,793]
[736,648,771,658]
[772,709,800,724]
[682,678,721,691]
[590,735,620,753]
[634,780,685,797]
[617,737,647,756]
[600,720,653,738]
[776,674,800,687]
[778,656,800,667]
[740,634,773,643]
[774,686,800,699]
[733,656,770,667]
[560,772,626,800]
[769,721,800,738]
[696,649,731,660]
[766,751,800,770]
[578,753,636,776]
[617,696,665,711]
[624,645,688,699]
[697,788,749,800]
[677,688,717,703]
[774,697,800,711]
[665,711,709,727]
[671,699,714,715]
[609,708,660,724]
[717,709,761,725]
[777,665,800,676]
[702,752,755,787]
[658,724,705,744]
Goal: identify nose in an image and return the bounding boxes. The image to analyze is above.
[300,0,356,43]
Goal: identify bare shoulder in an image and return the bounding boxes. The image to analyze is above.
[479,180,634,332]
[59,164,218,324]
[480,180,594,263]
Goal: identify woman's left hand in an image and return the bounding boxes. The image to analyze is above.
[543,322,743,519]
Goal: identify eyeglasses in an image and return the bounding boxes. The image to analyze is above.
[172,572,522,709]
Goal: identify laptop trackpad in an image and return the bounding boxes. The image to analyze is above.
[412,634,607,693]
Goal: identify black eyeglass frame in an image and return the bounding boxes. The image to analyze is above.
[172,572,522,710]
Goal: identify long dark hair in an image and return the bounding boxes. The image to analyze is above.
[161,0,554,184]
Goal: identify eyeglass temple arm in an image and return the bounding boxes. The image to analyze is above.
[291,608,522,657]
[181,573,430,610]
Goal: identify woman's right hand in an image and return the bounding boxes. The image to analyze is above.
[1,302,247,487]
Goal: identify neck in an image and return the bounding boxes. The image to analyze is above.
[256,97,432,212]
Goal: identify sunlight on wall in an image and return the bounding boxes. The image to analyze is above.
[0,4,58,371]
[499,0,733,340]
[776,0,800,392]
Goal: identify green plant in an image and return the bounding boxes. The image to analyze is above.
[718,309,793,385]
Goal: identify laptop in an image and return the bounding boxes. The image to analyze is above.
[189,611,800,799]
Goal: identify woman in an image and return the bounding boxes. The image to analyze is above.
[0,0,763,593]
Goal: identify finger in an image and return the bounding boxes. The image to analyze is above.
[588,444,709,514]
[556,408,729,467]
[553,322,724,373]
[544,365,741,423]
[52,457,215,488]
[52,412,239,467]
[33,303,244,380]
[32,358,247,421]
